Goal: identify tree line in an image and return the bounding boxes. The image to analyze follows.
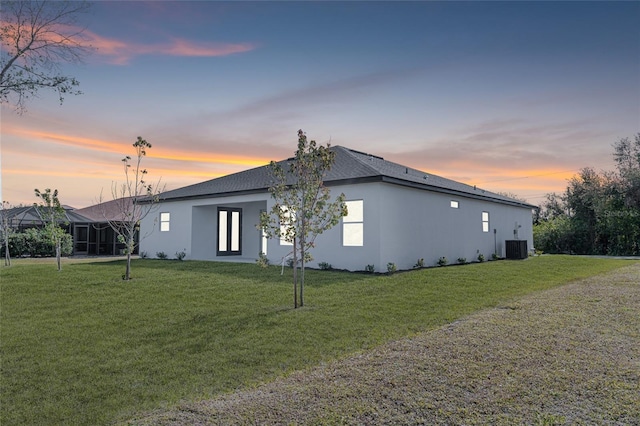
[534,134,640,256]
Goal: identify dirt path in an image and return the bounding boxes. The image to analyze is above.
[129,264,640,425]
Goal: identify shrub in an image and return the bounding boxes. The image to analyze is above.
[364,264,375,274]
[3,228,72,258]
[156,251,168,260]
[477,253,485,262]
[457,257,467,264]
[318,261,332,270]
[256,252,270,268]
[139,251,148,259]
[413,258,425,269]
[386,262,397,274]
[533,215,574,254]
[437,256,448,266]
[175,250,186,261]
[492,253,499,261]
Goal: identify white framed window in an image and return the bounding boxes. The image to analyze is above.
[343,200,364,246]
[260,210,268,256]
[160,212,170,232]
[279,207,294,246]
[450,200,459,209]
[482,211,490,233]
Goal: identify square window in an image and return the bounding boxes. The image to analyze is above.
[343,223,363,246]
[450,200,459,209]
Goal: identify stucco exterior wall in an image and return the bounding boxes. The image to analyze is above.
[262,182,383,271]
[139,193,267,261]
[373,183,533,270]
[140,181,533,271]
[264,181,533,272]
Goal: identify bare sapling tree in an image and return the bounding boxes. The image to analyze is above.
[34,188,67,271]
[0,1,94,113]
[1,201,16,266]
[104,136,164,281]
[260,129,347,308]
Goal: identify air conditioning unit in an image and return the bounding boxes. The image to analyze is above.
[505,240,528,259]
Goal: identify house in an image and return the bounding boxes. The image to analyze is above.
[73,197,139,256]
[2,205,91,255]
[140,146,535,270]
[2,198,139,256]
[2,205,87,233]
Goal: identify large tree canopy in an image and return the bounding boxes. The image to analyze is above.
[534,134,640,256]
[0,0,93,113]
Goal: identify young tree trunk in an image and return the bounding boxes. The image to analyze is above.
[4,238,10,266]
[299,235,305,308]
[125,252,132,281]
[300,258,305,308]
[124,233,134,280]
[56,241,61,271]
[292,240,299,308]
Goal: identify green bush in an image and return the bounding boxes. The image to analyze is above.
[2,228,72,258]
[256,252,270,268]
[318,261,332,270]
[534,216,575,254]
[386,262,397,274]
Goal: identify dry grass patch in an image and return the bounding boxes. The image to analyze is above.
[130,263,640,425]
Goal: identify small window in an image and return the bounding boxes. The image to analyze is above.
[482,211,490,233]
[279,207,294,246]
[160,212,170,232]
[450,200,459,209]
[260,210,268,256]
[343,200,364,246]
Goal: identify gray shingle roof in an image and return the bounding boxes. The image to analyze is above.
[74,197,137,222]
[156,146,535,209]
[3,206,94,226]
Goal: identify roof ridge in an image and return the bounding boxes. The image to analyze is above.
[334,146,385,176]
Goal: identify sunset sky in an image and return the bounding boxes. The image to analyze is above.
[1,1,639,208]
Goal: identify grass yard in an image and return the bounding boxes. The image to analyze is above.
[0,256,634,425]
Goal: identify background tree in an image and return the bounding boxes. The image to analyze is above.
[34,188,66,271]
[0,0,93,113]
[534,133,640,255]
[612,133,640,209]
[103,137,164,281]
[534,193,567,224]
[260,129,347,308]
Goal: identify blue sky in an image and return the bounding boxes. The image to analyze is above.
[2,0,638,207]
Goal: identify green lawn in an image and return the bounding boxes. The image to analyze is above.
[0,256,633,425]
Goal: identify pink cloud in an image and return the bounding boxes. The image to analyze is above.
[83,30,256,65]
